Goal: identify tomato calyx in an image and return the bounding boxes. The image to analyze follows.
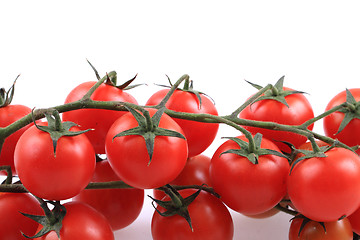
[246,75,306,108]
[291,214,327,237]
[220,133,289,164]
[157,75,215,109]
[100,70,141,90]
[113,106,186,164]
[21,200,66,239]
[32,109,93,156]
[149,184,201,231]
[289,140,341,174]
[335,89,360,134]
[0,75,19,108]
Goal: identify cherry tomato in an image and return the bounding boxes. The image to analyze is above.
[153,154,211,200]
[34,202,114,240]
[239,87,314,153]
[14,123,96,200]
[146,89,219,157]
[151,189,234,240]
[289,216,353,240]
[287,147,360,222]
[62,81,138,154]
[73,160,144,230]
[0,104,32,174]
[323,88,360,154]
[0,193,43,240]
[105,108,188,189]
[209,135,290,215]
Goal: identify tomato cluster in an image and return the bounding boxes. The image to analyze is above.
[1,71,360,240]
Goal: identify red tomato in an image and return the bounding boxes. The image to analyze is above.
[239,87,314,153]
[105,108,188,189]
[209,135,290,215]
[62,81,138,154]
[146,89,219,157]
[73,160,144,230]
[0,104,32,174]
[34,202,114,240]
[153,154,211,200]
[287,147,360,222]
[151,189,234,240]
[14,123,96,200]
[0,193,43,240]
[289,216,353,240]
[323,88,360,154]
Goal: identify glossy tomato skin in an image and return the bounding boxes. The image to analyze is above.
[153,154,211,200]
[209,135,290,215]
[287,147,360,222]
[323,88,360,154]
[14,123,96,200]
[105,108,188,189]
[62,81,138,154]
[34,202,114,240]
[239,87,314,153]
[210,136,289,215]
[0,193,43,240]
[289,216,353,240]
[0,104,32,174]
[73,160,144,230]
[151,189,234,240]
[146,89,219,157]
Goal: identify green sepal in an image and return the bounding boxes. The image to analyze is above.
[21,201,66,239]
[113,106,186,165]
[220,133,289,164]
[155,75,215,110]
[33,109,93,156]
[101,71,143,90]
[289,140,340,174]
[290,214,326,237]
[0,75,20,107]
[335,89,360,134]
[247,76,306,108]
[149,184,201,231]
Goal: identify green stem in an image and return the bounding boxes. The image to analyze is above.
[157,184,221,198]
[81,60,107,100]
[157,74,189,108]
[274,203,298,216]
[231,83,272,117]
[300,103,346,128]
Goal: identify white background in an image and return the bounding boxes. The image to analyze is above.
[1,1,360,239]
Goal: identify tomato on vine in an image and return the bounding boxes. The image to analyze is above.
[151,189,234,240]
[14,110,96,200]
[289,215,353,240]
[287,144,360,222]
[146,76,219,157]
[105,107,188,189]
[239,76,314,153]
[209,133,290,215]
[32,202,114,240]
[73,159,144,230]
[323,88,360,154]
[0,193,43,240]
[0,77,33,174]
[62,71,138,154]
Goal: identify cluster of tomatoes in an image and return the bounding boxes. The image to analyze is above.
[0,71,360,239]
